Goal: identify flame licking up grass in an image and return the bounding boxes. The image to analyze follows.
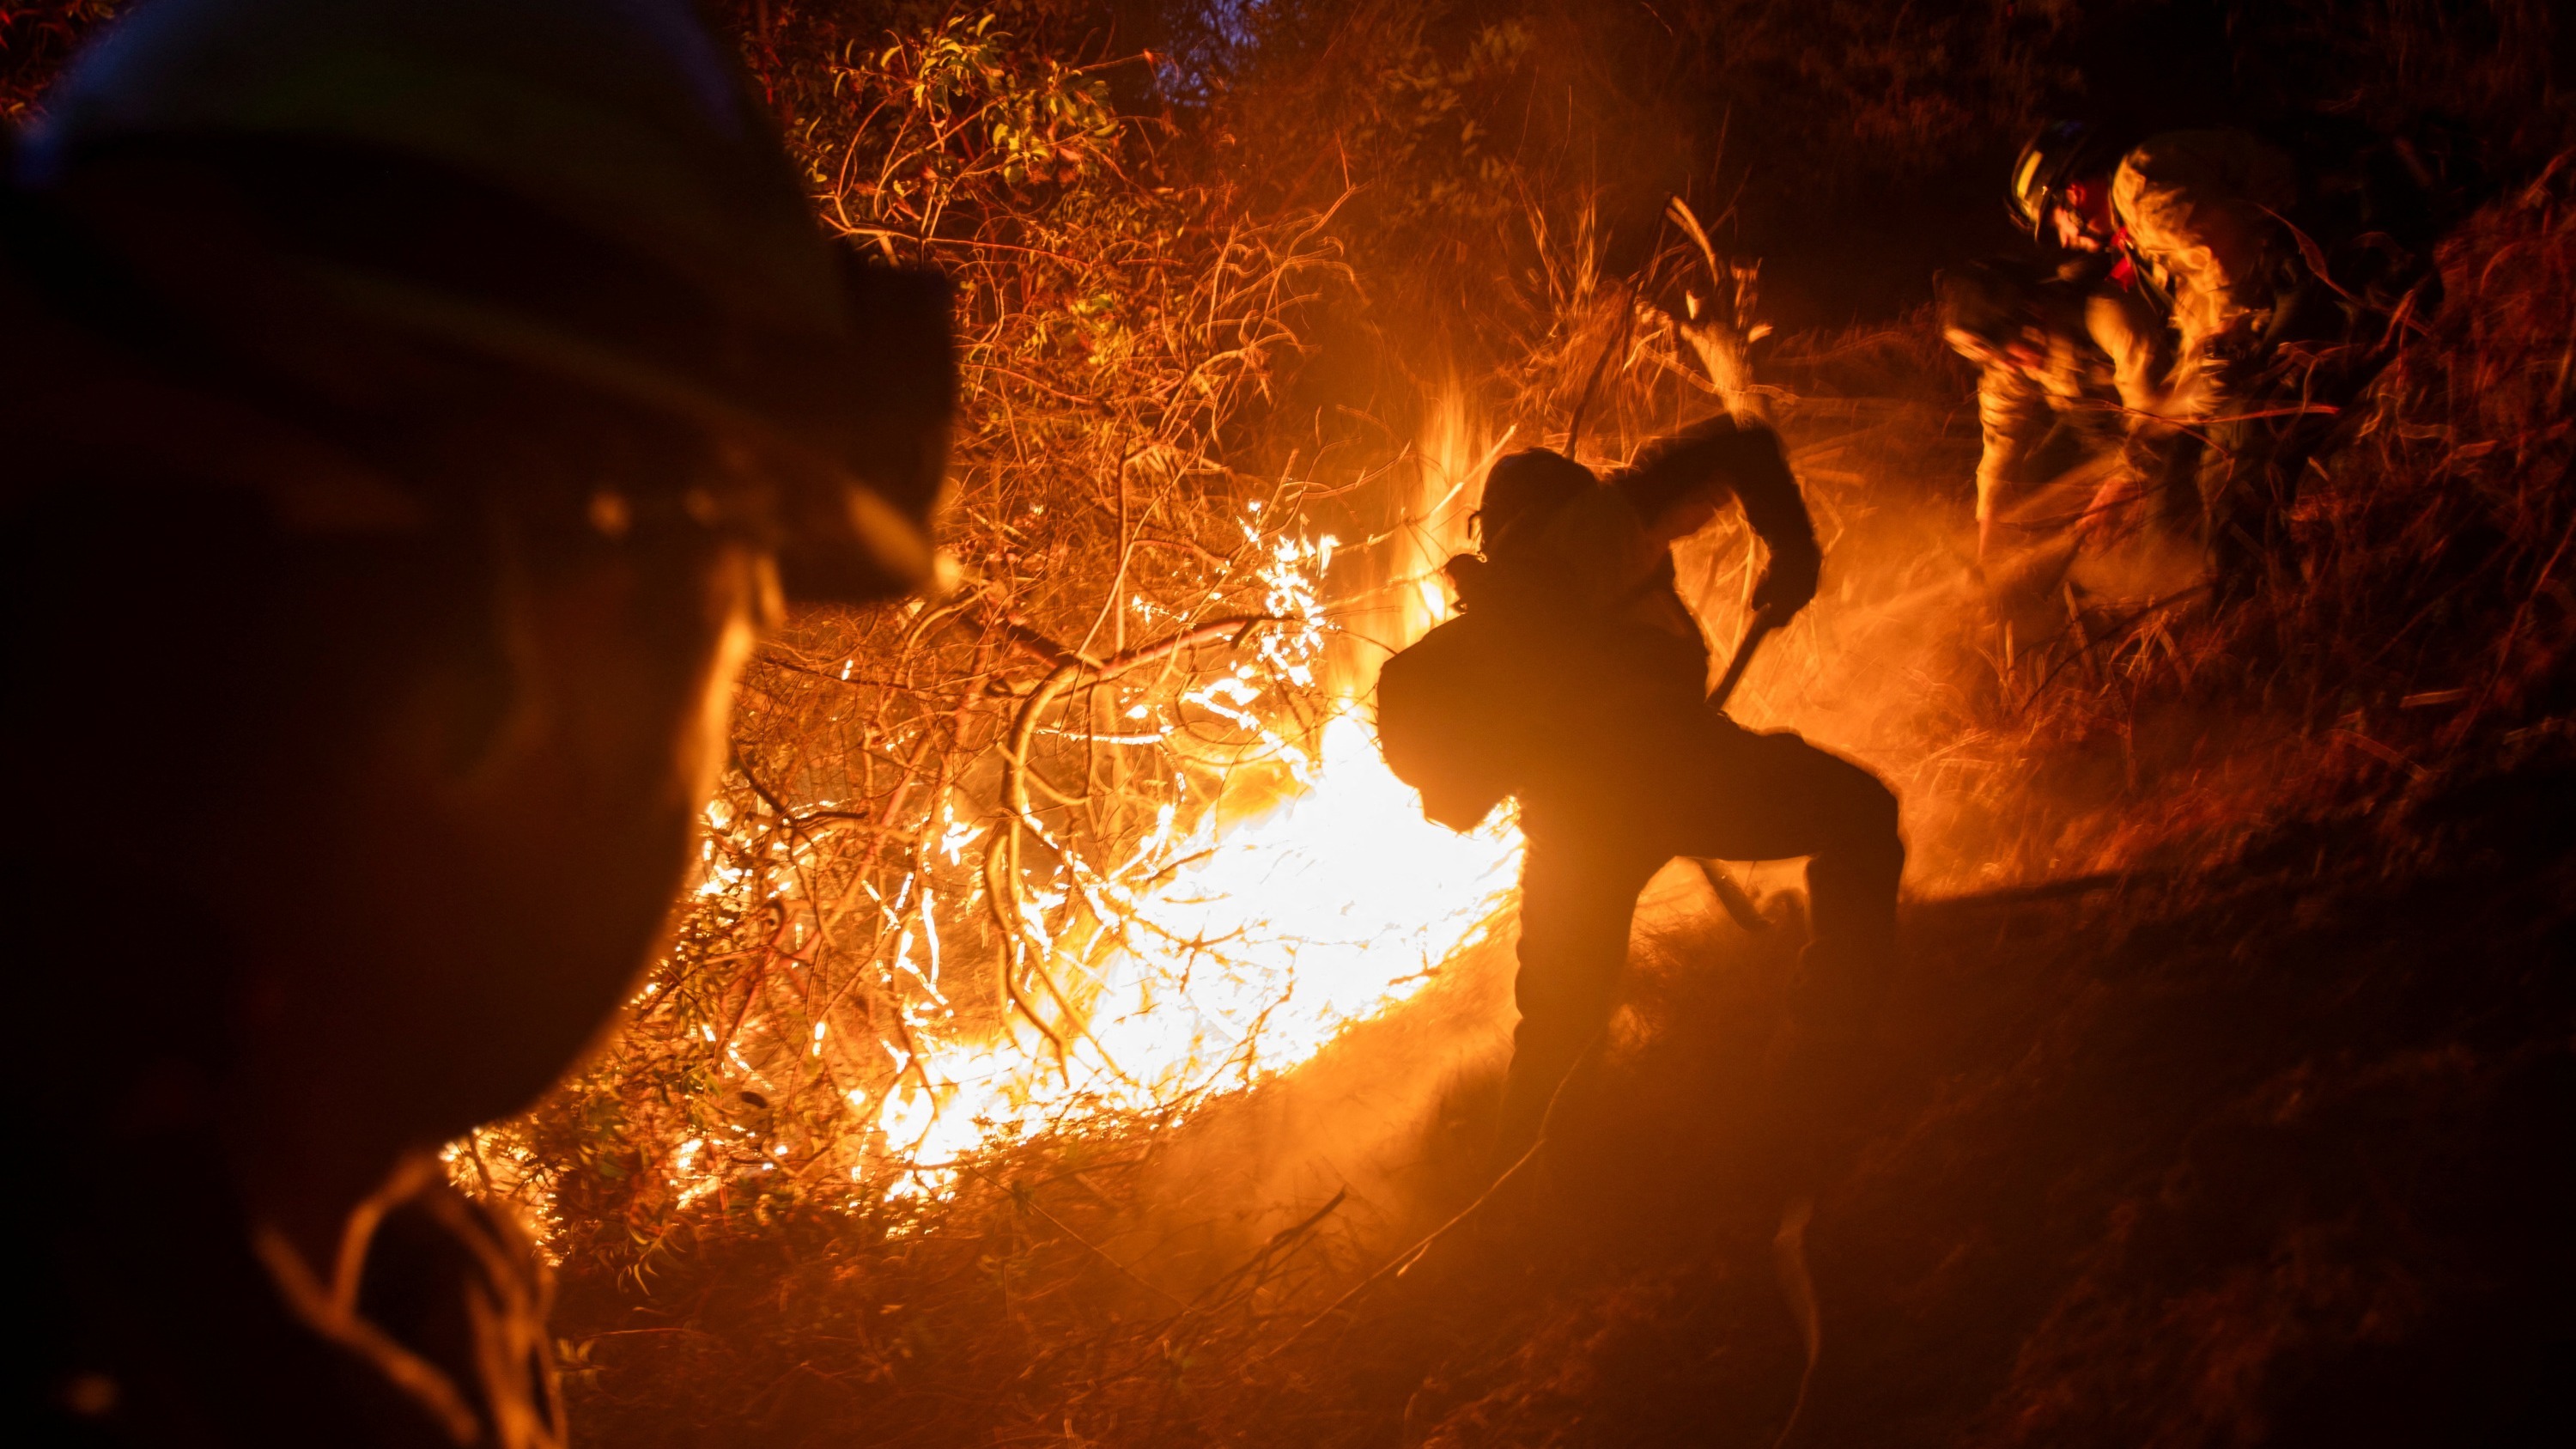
[862,473,1521,1191]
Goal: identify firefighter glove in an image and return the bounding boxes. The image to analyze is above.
[1752,542,1821,621]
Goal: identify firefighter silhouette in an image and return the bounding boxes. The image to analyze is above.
[1377,418,1904,1163]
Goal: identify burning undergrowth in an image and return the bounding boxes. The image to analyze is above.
[452,3,1524,1256]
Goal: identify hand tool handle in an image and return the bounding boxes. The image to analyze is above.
[1707,609,1783,710]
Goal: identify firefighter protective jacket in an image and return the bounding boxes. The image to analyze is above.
[2110,129,2300,421]
[1973,265,2166,525]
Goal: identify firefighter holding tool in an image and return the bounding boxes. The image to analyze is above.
[1939,254,2167,562]
[2010,119,2455,602]
[1376,418,1905,1165]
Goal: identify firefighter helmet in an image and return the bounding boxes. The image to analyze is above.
[2009,120,2123,240]
[15,0,951,601]
[1477,447,1597,555]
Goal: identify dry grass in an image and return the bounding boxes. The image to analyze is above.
[475,4,1368,1267]
[0,1,109,123]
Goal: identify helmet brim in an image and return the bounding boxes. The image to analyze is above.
[315,265,944,600]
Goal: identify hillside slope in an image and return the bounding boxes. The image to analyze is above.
[1315,746,2576,1449]
[553,738,2576,1447]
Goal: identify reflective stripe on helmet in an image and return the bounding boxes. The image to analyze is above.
[2012,147,2050,222]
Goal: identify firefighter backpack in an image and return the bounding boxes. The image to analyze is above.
[1374,610,1522,832]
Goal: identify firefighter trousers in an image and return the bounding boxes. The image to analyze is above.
[1494,714,1903,1160]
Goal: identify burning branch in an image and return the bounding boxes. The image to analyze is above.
[986,614,1279,1057]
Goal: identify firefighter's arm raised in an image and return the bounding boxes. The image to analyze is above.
[1615,417,1821,618]
[2111,130,2298,370]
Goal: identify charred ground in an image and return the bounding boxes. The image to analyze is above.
[544,733,2576,1448]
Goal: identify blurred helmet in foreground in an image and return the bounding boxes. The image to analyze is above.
[17,0,951,600]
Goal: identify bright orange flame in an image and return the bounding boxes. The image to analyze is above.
[873,712,1521,1193]
[857,383,1517,1196]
